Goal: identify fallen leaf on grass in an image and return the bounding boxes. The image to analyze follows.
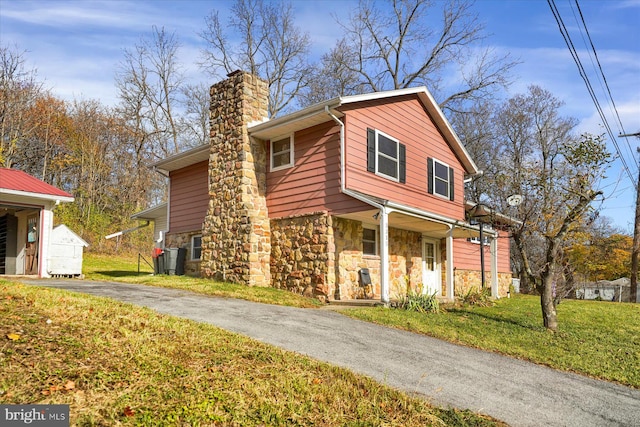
[41,381,76,395]
[6,333,20,341]
[312,378,323,384]
[123,406,135,417]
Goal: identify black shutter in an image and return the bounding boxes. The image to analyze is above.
[427,157,433,194]
[367,128,376,173]
[399,144,406,183]
[449,167,455,201]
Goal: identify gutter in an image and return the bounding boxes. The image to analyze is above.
[326,106,391,304]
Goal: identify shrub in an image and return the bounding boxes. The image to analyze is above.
[457,286,495,307]
[398,290,440,314]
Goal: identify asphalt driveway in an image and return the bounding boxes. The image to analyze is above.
[17,279,640,427]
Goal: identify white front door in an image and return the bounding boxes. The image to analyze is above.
[422,239,440,295]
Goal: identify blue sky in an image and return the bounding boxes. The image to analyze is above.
[1,0,639,232]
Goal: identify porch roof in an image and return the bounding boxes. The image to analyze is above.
[0,168,74,203]
[336,205,487,240]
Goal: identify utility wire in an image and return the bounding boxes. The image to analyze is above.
[572,0,639,169]
[547,0,637,188]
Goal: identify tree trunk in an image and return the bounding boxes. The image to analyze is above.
[540,275,558,331]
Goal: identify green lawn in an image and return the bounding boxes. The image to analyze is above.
[343,295,640,388]
[83,253,322,308]
[0,280,501,426]
[82,253,640,389]
[85,252,640,389]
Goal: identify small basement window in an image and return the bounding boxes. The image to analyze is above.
[191,235,202,261]
[270,135,294,171]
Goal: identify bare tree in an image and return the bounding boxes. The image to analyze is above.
[486,86,612,330]
[115,26,185,158]
[0,44,44,168]
[198,0,312,117]
[180,82,210,147]
[317,0,517,112]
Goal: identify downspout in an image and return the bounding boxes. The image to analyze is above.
[326,106,390,304]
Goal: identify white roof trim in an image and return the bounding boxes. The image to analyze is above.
[0,188,74,203]
[152,144,210,173]
[131,202,168,220]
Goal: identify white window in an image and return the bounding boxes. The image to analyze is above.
[367,128,406,183]
[428,158,454,200]
[375,131,400,181]
[467,221,491,245]
[191,235,202,260]
[270,135,294,171]
[363,227,377,256]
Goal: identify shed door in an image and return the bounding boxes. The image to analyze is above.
[26,215,39,275]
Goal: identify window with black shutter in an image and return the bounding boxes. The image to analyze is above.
[427,157,454,201]
[366,128,406,183]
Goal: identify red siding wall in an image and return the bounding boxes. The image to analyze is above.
[169,160,209,233]
[453,230,511,273]
[266,121,369,217]
[341,95,466,221]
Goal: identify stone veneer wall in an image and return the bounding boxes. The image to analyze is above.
[270,212,334,301]
[200,71,271,286]
[388,229,423,299]
[332,217,422,300]
[454,269,513,297]
[164,231,201,276]
[332,218,369,300]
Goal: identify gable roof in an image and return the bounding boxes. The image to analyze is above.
[249,86,479,175]
[0,168,74,202]
[51,224,89,247]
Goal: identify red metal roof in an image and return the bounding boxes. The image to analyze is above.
[0,168,73,198]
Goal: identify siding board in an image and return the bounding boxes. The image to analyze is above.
[453,230,511,272]
[169,160,209,233]
[340,96,466,221]
[266,121,368,217]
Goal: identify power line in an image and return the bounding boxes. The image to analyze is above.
[572,0,639,170]
[547,0,637,189]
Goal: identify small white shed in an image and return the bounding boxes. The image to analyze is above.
[48,224,89,277]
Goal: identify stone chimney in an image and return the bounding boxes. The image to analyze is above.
[201,71,271,286]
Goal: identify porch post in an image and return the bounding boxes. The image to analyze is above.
[446,227,454,301]
[491,234,499,298]
[380,208,390,304]
[39,206,53,278]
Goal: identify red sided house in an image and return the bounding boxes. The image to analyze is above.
[0,168,74,277]
[140,71,513,302]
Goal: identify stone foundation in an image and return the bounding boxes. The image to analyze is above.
[270,212,334,301]
[332,218,423,300]
[388,228,423,299]
[454,269,512,298]
[164,231,201,277]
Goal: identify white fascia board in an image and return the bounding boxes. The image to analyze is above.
[0,189,74,204]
